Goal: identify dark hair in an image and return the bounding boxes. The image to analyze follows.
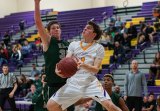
[103,74,114,83]
[88,21,102,40]
[148,92,155,96]
[47,21,61,31]
[2,64,9,67]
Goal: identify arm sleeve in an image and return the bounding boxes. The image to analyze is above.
[124,72,128,96]
[142,73,148,96]
[11,73,17,84]
[17,50,22,60]
[96,45,105,59]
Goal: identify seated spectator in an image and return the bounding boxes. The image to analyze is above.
[110,41,125,64]
[32,74,48,111]
[0,48,8,66]
[114,30,123,44]
[24,84,36,111]
[127,22,137,40]
[99,32,113,50]
[142,92,157,111]
[75,100,94,111]
[21,40,32,57]
[34,37,42,51]
[95,74,129,111]
[157,95,160,111]
[3,31,11,46]
[31,63,41,77]
[149,52,160,80]
[18,33,27,46]
[114,85,123,97]
[120,22,127,34]
[41,64,45,74]
[24,84,36,100]
[33,74,42,88]
[115,17,122,30]
[137,33,146,47]
[142,95,148,110]
[10,45,23,68]
[145,22,155,43]
[109,15,116,27]
[122,33,131,53]
[18,74,30,97]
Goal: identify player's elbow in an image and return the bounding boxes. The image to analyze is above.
[93,68,99,74]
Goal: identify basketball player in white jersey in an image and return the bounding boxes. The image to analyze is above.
[47,21,122,111]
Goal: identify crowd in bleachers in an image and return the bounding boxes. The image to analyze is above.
[1,1,160,111]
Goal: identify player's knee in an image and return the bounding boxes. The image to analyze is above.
[47,99,59,111]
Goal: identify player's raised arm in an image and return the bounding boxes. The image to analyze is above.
[34,0,50,49]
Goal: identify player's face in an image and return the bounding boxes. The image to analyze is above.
[103,76,113,89]
[82,25,96,40]
[49,24,61,40]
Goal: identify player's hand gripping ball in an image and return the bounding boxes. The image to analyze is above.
[56,57,79,78]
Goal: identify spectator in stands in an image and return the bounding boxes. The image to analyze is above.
[95,74,129,111]
[127,22,137,40]
[142,92,157,111]
[35,37,42,51]
[149,52,160,80]
[41,64,46,74]
[154,22,160,32]
[24,84,36,100]
[18,74,30,97]
[21,40,32,57]
[109,15,116,27]
[99,32,113,50]
[145,22,155,43]
[32,74,48,111]
[0,48,8,66]
[11,45,23,68]
[110,41,125,64]
[115,17,122,30]
[6,43,13,59]
[114,30,123,44]
[18,33,27,46]
[157,95,160,111]
[120,22,127,34]
[124,60,148,111]
[75,100,94,111]
[142,95,148,110]
[122,33,131,53]
[19,19,25,34]
[33,73,42,88]
[137,33,146,48]
[3,31,11,46]
[0,64,18,111]
[31,63,40,77]
[114,85,123,97]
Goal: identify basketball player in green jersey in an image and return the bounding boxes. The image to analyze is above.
[34,0,74,110]
[95,74,129,111]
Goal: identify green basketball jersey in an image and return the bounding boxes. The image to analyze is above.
[44,37,69,86]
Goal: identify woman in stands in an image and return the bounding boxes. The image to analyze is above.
[149,52,160,80]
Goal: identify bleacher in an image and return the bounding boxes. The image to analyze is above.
[0,1,160,110]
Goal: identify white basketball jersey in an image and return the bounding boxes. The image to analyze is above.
[67,41,104,82]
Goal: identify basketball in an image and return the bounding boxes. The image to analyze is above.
[57,57,78,78]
